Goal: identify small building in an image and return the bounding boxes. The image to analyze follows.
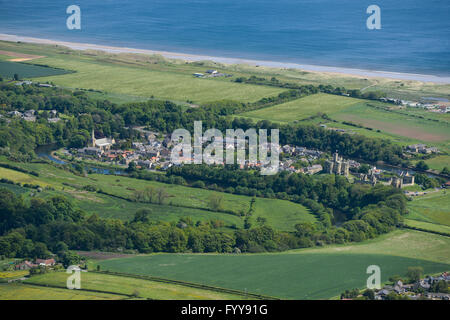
[306,164,323,175]
[36,258,56,266]
[8,111,22,117]
[137,160,152,169]
[15,261,37,270]
[81,147,103,156]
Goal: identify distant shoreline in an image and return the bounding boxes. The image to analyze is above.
[1,33,450,84]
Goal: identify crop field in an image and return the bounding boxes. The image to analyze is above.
[0,61,70,79]
[332,103,450,143]
[25,271,243,300]
[0,283,123,300]
[0,270,28,280]
[97,230,450,299]
[239,93,364,122]
[406,190,450,227]
[240,94,450,144]
[0,160,315,231]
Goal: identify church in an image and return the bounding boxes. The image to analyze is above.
[91,129,115,151]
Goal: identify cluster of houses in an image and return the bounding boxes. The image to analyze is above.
[193,69,232,78]
[356,167,415,189]
[14,80,53,88]
[373,273,450,300]
[14,258,56,270]
[406,144,439,155]
[279,145,325,175]
[74,129,174,170]
[3,109,60,123]
[380,97,450,113]
[72,131,420,190]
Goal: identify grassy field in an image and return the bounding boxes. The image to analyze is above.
[412,155,450,172]
[0,283,123,300]
[0,160,315,231]
[239,93,364,122]
[0,41,284,104]
[406,190,450,227]
[96,230,450,299]
[0,167,49,187]
[25,271,243,300]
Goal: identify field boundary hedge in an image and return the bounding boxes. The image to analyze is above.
[399,225,450,238]
[94,270,280,300]
[22,281,139,298]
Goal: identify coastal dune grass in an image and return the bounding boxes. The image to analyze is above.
[29,55,285,104]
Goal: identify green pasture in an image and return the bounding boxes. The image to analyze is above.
[239,93,364,122]
[25,271,242,300]
[0,160,315,231]
[97,230,450,300]
[406,190,450,226]
[0,283,122,300]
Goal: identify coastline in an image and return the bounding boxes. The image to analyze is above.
[1,33,450,84]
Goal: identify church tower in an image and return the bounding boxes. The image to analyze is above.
[91,129,96,147]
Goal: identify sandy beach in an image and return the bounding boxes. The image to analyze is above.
[1,33,449,84]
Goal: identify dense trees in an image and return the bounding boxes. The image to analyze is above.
[0,184,407,259]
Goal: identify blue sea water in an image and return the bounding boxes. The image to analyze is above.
[0,0,449,76]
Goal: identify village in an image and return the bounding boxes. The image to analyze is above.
[1,104,445,192]
[342,272,450,300]
[60,125,430,191]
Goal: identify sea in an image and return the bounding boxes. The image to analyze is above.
[0,0,449,76]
